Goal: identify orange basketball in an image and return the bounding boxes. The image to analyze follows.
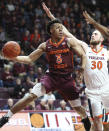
[2,41,21,58]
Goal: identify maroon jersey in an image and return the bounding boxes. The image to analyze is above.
[46,37,74,75]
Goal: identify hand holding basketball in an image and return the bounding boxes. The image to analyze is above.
[2,41,21,58]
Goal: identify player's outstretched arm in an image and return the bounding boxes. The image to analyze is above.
[9,42,46,64]
[42,2,88,52]
[83,11,109,37]
[42,2,55,20]
[67,38,86,70]
[42,2,74,37]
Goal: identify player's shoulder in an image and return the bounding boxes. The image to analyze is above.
[38,42,46,51]
[103,45,107,49]
[102,45,108,53]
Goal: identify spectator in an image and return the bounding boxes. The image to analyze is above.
[35,5,43,16]
[47,99,55,110]
[22,29,31,54]
[36,99,49,110]
[26,69,37,82]
[1,65,15,87]
[0,26,6,42]
[10,15,20,40]
[26,62,36,71]
[12,62,26,77]
[36,67,44,82]
[13,78,24,99]
[6,0,15,12]
[43,91,56,101]
[0,80,3,87]
[22,76,34,92]
[2,98,14,110]
[25,101,36,110]
[56,100,71,111]
[30,29,41,51]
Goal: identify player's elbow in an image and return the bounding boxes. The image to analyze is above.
[26,56,33,64]
[105,30,109,37]
[28,55,37,64]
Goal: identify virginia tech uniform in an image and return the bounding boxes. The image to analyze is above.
[40,37,79,101]
[84,45,109,117]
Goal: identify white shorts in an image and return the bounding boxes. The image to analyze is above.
[31,83,46,97]
[86,83,109,117]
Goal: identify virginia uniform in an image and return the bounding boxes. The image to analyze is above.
[84,45,109,117]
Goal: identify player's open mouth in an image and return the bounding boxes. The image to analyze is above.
[59,33,63,35]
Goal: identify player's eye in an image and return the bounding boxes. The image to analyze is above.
[56,26,59,29]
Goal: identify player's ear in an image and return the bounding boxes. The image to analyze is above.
[50,28,53,34]
[101,35,104,42]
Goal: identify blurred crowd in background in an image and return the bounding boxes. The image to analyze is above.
[0,0,109,111]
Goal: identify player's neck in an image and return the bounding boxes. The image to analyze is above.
[91,43,102,52]
[51,36,62,44]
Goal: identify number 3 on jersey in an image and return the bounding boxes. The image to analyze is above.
[91,61,102,70]
[56,54,62,64]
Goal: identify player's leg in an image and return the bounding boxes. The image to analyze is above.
[102,108,109,131]
[69,99,91,131]
[0,83,46,128]
[69,98,87,118]
[11,83,46,113]
[59,74,91,131]
[93,116,102,131]
[103,123,109,131]
[101,87,109,131]
[88,98,103,131]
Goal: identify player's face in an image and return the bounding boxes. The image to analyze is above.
[50,23,63,38]
[90,30,104,45]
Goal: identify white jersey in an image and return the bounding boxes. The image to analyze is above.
[84,45,109,92]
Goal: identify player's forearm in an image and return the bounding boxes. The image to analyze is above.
[81,54,86,70]
[92,20,109,37]
[50,14,56,20]
[63,26,74,38]
[14,56,32,64]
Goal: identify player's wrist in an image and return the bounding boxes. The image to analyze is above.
[91,19,97,25]
[50,15,56,20]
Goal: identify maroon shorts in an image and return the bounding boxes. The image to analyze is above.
[40,73,79,100]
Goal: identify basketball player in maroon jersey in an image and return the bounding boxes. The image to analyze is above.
[0,10,91,131]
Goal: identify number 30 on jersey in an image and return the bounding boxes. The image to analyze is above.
[91,61,102,70]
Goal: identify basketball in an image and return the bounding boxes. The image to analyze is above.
[2,41,21,58]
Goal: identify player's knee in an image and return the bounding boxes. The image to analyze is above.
[29,93,37,100]
[31,83,46,98]
[73,106,82,111]
[24,93,37,101]
[94,116,102,121]
[68,98,81,107]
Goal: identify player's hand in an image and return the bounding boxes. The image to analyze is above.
[42,2,55,20]
[3,55,17,61]
[83,11,95,24]
[78,67,84,81]
[1,49,16,61]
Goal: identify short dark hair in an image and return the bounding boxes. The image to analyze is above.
[46,19,62,35]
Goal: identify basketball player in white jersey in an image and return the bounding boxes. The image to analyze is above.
[42,3,109,131]
[83,11,109,131]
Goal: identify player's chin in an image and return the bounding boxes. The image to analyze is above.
[58,33,63,38]
[90,40,99,45]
